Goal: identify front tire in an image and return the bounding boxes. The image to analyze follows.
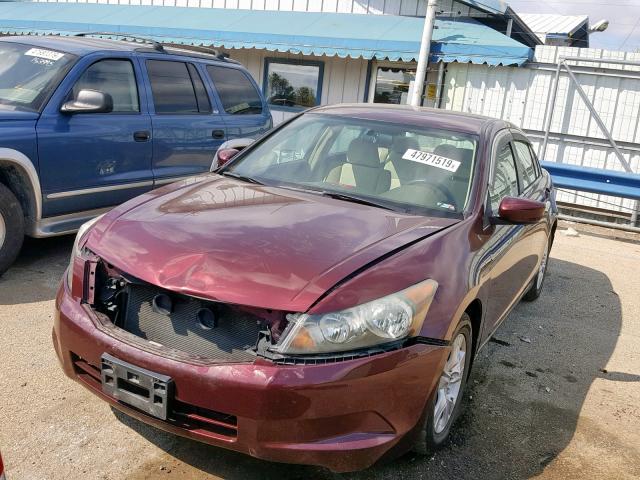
[0,183,25,276]
[414,315,472,453]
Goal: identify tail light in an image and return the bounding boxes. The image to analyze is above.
[0,450,6,479]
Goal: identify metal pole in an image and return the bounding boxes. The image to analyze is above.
[539,61,562,160]
[435,60,445,108]
[410,0,438,107]
[506,18,513,37]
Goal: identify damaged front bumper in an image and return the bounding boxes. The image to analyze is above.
[53,280,447,472]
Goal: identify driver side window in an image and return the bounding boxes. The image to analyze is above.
[71,59,139,113]
[489,142,519,213]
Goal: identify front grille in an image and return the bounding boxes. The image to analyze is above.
[121,284,261,362]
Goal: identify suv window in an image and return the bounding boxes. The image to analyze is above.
[513,140,538,190]
[490,143,519,212]
[71,59,139,113]
[147,60,208,114]
[206,66,263,115]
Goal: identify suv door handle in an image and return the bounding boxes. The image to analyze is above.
[133,131,151,142]
[212,129,226,140]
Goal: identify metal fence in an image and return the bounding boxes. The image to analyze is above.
[442,45,640,226]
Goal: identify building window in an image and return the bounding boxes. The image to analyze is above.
[373,66,416,105]
[263,59,323,110]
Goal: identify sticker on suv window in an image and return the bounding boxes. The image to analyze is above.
[402,149,461,173]
[25,48,65,61]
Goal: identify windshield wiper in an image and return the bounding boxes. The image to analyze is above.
[321,191,396,211]
[221,171,263,185]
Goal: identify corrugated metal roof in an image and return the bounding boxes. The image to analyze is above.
[459,0,509,15]
[0,2,531,65]
[519,14,589,42]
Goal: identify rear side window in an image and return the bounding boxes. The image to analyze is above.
[206,66,263,115]
[490,143,519,212]
[512,141,539,190]
[72,59,139,113]
[147,60,210,114]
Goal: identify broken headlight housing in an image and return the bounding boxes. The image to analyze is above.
[66,215,104,289]
[273,279,438,355]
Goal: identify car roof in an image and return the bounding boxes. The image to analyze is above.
[311,104,511,136]
[0,35,236,64]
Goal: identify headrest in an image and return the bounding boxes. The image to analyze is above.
[391,136,420,154]
[433,144,473,164]
[347,138,380,168]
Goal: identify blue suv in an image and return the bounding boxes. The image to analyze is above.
[0,35,271,274]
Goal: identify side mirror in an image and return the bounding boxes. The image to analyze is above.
[494,196,545,224]
[216,148,240,168]
[61,89,113,114]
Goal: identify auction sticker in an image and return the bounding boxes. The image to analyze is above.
[402,148,461,173]
[25,48,65,61]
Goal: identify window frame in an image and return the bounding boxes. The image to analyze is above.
[488,131,520,215]
[145,59,211,115]
[65,57,141,115]
[262,57,324,112]
[512,140,540,194]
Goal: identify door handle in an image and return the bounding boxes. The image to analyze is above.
[212,129,226,140]
[133,131,151,142]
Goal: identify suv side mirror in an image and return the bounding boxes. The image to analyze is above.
[61,89,113,114]
[494,196,545,224]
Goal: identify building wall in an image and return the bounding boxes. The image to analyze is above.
[443,45,640,213]
[35,0,484,17]
[225,49,371,124]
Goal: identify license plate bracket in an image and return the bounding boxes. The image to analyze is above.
[101,353,173,420]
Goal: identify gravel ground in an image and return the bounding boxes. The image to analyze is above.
[0,224,639,480]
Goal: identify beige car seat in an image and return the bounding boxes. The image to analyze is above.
[325,138,391,194]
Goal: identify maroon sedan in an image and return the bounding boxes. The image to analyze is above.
[54,105,557,472]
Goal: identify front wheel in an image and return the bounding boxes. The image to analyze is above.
[0,183,25,276]
[414,315,472,453]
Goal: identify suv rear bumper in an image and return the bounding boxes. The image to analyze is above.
[53,284,447,472]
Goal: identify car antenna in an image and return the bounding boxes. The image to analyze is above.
[74,32,165,52]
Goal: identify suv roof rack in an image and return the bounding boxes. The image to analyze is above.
[73,33,237,63]
[161,44,239,63]
[74,32,165,52]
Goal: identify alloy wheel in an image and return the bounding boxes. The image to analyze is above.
[433,332,467,434]
[536,245,549,290]
[0,212,6,251]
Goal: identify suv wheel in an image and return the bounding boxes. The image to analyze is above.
[0,183,25,276]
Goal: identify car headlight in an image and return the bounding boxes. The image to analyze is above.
[273,279,438,355]
[66,215,104,289]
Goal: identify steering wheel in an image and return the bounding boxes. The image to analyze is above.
[402,179,458,210]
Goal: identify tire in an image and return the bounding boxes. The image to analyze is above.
[0,183,25,277]
[523,239,550,302]
[414,315,473,454]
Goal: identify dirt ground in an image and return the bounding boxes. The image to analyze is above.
[0,223,639,480]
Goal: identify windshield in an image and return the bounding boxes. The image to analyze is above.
[226,113,478,216]
[0,43,76,112]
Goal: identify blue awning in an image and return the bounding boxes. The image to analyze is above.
[0,3,531,66]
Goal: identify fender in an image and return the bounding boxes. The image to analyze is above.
[0,147,42,235]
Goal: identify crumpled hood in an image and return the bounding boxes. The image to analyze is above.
[87,176,458,311]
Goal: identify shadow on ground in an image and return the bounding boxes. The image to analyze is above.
[112,257,627,479]
[0,235,74,305]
